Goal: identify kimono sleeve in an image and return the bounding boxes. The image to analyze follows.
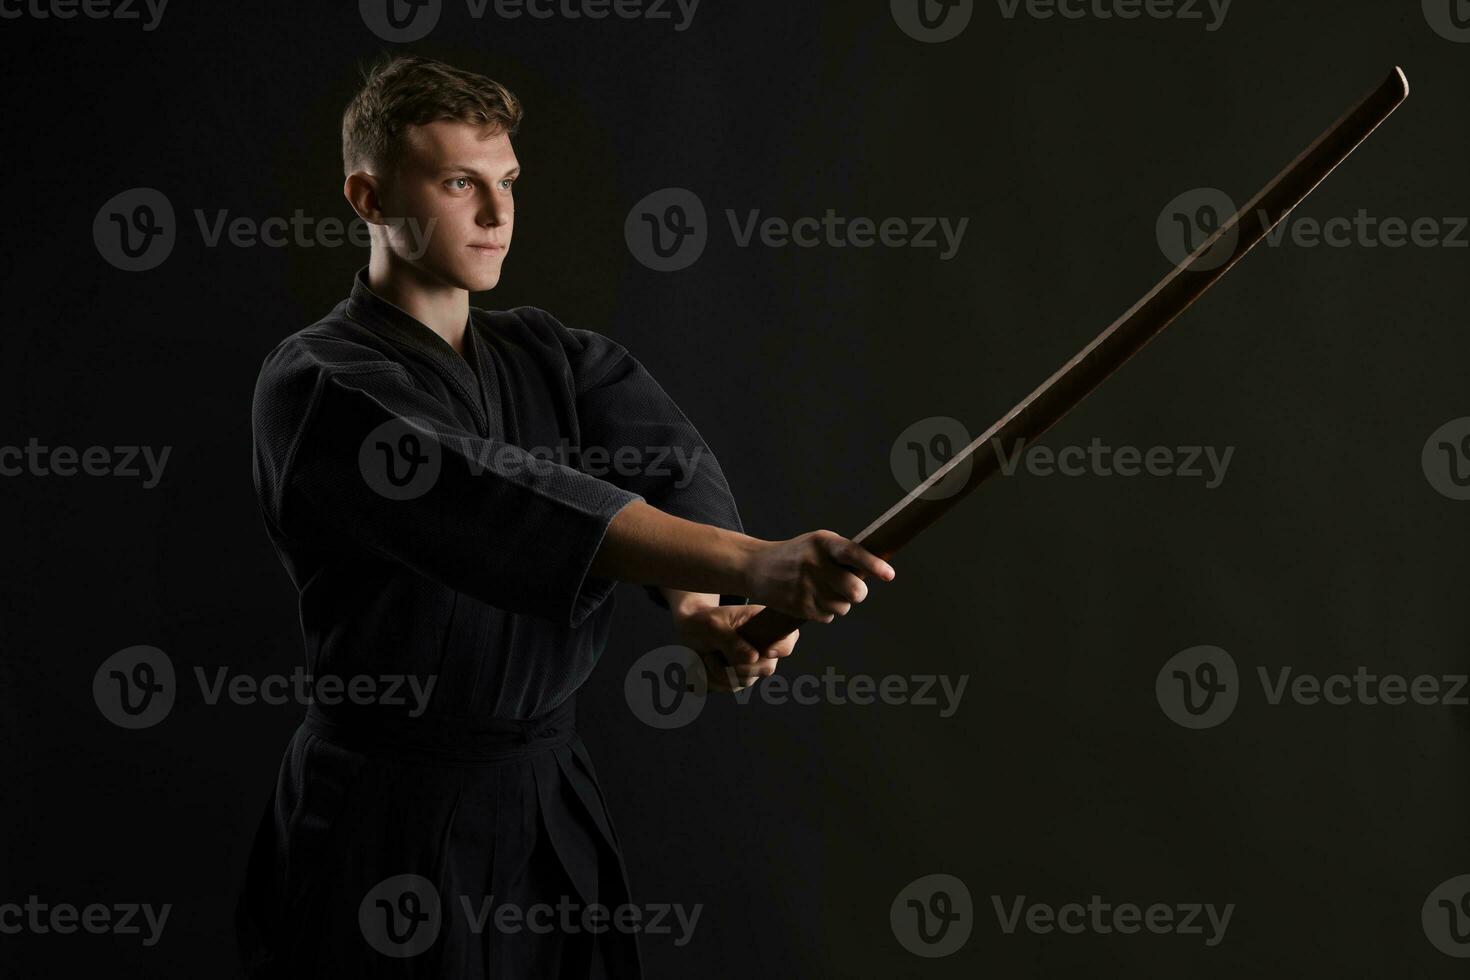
[252,340,643,628]
[557,318,748,610]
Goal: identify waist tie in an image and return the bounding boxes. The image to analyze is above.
[302,696,577,766]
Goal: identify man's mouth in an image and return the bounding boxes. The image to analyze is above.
[467,243,505,254]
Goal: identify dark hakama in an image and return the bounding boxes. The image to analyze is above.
[235,269,743,977]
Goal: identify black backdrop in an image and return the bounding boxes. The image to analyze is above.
[2,0,1468,976]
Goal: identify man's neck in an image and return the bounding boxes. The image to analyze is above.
[367,254,471,355]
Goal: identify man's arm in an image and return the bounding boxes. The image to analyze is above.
[657,588,723,616]
[256,345,646,629]
[589,499,895,625]
[588,499,756,599]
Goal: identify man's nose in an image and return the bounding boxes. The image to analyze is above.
[477,192,510,228]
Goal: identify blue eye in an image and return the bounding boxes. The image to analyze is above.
[448,177,472,191]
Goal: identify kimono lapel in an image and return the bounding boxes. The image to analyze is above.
[463,320,513,444]
[343,267,489,433]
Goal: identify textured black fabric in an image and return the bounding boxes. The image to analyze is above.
[236,269,745,976]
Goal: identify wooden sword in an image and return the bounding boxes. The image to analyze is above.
[737,67,1409,651]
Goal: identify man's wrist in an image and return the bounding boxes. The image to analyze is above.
[662,588,720,618]
[723,530,764,601]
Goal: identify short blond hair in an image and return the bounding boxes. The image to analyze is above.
[342,54,523,176]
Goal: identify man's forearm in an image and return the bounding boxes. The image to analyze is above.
[658,588,723,616]
[591,500,758,599]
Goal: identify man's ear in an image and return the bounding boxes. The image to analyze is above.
[344,171,388,225]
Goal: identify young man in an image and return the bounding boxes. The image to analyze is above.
[234,55,894,978]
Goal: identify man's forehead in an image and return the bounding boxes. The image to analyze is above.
[401,120,517,170]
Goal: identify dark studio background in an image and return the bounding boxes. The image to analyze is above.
[2,0,1467,976]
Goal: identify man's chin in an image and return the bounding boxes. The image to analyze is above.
[438,265,503,293]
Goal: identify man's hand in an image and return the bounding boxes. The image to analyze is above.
[741,530,896,623]
[671,598,799,693]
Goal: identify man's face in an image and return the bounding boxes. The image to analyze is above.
[380,120,518,292]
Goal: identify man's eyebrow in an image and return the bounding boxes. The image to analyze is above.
[436,164,522,178]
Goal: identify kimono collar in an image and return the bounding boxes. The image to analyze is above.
[345,266,489,429]
[345,267,473,355]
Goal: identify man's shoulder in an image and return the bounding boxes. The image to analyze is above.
[476,305,626,351]
[473,305,631,383]
[253,305,410,424]
[260,304,403,380]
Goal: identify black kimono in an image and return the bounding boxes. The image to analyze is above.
[235,268,744,978]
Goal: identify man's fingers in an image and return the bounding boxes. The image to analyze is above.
[700,654,740,692]
[730,636,762,665]
[821,572,868,605]
[817,596,853,618]
[764,629,798,658]
[825,536,896,582]
[703,653,778,692]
